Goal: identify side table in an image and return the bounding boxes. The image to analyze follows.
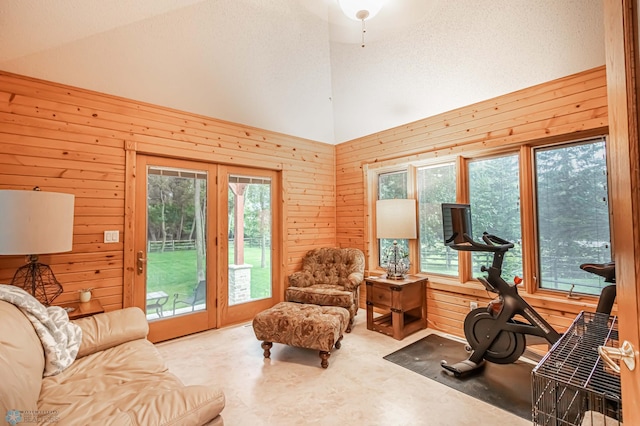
[366,275,427,340]
[60,299,105,320]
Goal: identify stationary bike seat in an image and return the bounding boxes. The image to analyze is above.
[579,262,616,283]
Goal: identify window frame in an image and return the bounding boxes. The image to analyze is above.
[377,170,410,267]
[531,136,612,296]
[466,152,523,281]
[415,161,458,277]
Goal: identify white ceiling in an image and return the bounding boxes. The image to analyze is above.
[0,0,605,144]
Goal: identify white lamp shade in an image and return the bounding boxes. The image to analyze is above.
[376,199,417,239]
[338,0,385,21]
[0,190,75,255]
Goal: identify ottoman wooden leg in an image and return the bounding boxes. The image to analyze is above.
[319,351,331,368]
[334,335,343,350]
[261,341,273,359]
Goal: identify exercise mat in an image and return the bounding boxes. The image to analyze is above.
[383,334,533,420]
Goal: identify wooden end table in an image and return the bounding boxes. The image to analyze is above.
[366,275,427,340]
[60,299,105,320]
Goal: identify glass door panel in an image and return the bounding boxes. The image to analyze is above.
[228,175,272,305]
[134,155,216,343]
[145,166,208,319]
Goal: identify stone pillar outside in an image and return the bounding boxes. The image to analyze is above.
[228,264,253,305]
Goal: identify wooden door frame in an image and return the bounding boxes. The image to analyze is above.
[131,155,218,342]
[604,0,640,421]
[124,148,285,331]
[217,165,283,327]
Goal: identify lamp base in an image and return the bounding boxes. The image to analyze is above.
[11,255,63,306]
[382,242,410,280]
[384,271,407,280]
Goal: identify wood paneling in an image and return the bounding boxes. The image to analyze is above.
[0,71,336,311]
[0,65,611,337]
[337,66,609,339]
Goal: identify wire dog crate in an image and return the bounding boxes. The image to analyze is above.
[532,311,622,426]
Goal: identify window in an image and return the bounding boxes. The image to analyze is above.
[377,171,408,266]
[468,154,522,280]
[417,163,457,275]
[534,139,611,295]
[367,135,611,298]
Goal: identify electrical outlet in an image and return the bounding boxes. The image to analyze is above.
[469,301,478,311]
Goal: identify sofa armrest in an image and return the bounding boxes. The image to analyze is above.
[288,271,314,288]
[345,272,364,291]
[74,307,149,359]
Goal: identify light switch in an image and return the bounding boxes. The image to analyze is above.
[104,230,119,243]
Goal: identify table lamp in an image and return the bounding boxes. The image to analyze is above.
[0,188,75,305]
[376,198,417,279]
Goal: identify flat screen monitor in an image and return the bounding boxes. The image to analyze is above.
[441,203,472,246]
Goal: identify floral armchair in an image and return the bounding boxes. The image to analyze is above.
[285,247,365,332]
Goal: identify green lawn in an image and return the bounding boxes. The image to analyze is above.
[146,247,271,300]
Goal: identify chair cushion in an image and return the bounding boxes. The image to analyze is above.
[285,286,354,308]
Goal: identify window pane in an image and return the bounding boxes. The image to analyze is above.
[468,155,522,280]
[535,140,611,295]
[228,175,272,305]
[417,163,457,275]
[146,166,207,320]
[378,171,408,266]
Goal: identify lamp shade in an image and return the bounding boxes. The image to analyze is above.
[338,0,385,21]
[376,199,417,239]
[0,190,75,255]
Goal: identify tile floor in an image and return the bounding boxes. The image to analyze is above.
[156,315,531,426]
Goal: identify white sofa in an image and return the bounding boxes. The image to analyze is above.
[0,301,225,425]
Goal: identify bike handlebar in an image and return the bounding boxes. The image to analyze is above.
[449,232,514,253]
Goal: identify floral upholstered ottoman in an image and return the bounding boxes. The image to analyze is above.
[252,302,349,368]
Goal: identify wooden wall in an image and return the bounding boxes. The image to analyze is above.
[0,71,336,311]
[0,66,610,333]
[335,66,609,338]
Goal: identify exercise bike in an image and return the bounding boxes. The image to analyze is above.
[579,261,616,316]
[439,203,616,377]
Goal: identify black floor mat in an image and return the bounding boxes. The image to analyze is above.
[383,334,533,420]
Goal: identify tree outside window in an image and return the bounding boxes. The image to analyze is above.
[417,163,457,275]
[468,155,523,281]
[535,139,611,295]
[377,171,408,267]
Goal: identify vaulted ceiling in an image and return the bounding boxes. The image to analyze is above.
[0,0,604,144]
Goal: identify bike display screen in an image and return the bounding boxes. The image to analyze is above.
[441,203,472,246]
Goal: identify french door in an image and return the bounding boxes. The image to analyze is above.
[218,165,281,325]
[134,156,279,342]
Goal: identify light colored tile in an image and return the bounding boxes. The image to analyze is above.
[156,315,530,426]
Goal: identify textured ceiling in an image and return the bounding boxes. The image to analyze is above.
[0,0,605,144]
[0,0,206,61]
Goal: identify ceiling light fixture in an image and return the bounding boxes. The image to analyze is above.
[338,0,385,47]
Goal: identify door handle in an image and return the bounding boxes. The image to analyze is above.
[137,251,147,274]
[598,340,636,373]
